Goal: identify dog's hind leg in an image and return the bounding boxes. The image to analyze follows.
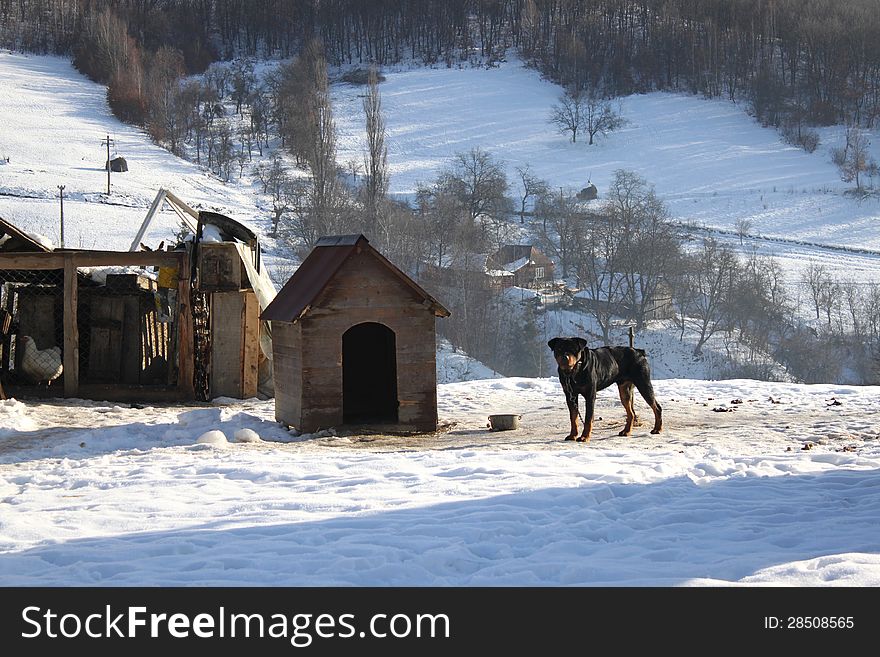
[617,382,636,436]
[635,380,663,434]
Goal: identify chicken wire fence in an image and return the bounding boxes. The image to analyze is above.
[1,268,64,388]
[1,264,182,391]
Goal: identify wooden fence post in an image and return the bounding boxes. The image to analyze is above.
[177,250,195,398]
[63,254,79,397]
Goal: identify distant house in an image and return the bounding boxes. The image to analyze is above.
[574,275,674,322]
[487,245,555,288]
[420,251,512,290]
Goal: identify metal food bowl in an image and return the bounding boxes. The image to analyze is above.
[488,414,521,431]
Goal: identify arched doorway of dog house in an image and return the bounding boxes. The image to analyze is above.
[342,322,398,424]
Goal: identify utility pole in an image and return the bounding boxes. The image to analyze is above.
[101,134,115,195]
[57,185,65,248]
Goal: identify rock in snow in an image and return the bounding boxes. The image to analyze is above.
[233,428,262,443]
[196,429,229,446]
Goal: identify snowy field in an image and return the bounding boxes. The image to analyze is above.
[1,378,879,586]
[0,51,282,268]
[334,59,880,283]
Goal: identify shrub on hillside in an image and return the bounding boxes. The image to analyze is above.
[107,73,147,124]
[340,67,386,85]
[781,122,820,153]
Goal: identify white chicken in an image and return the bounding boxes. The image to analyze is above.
[19,335,63,385]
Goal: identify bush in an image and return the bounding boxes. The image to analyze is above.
[781,122,820,153]
[107,74,147,125]
[339,68,386,85]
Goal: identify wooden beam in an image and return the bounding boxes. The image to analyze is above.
[164,189,200,219]
[0,253,64,270]
[176,249,195,398]
[7,383,189,403]
[0,250,184,270]
[63,254,79,397]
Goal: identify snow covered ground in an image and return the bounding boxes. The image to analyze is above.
[1,378,878,586]
[2,52,880,588]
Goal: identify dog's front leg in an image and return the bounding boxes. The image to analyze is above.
[578,386,596,443]
[565,392,579,440]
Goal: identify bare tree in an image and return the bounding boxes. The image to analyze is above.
[440,149,511,225]
[550,87,626,145]
[275,50,321,168]
[415,181,472,270]
[362,65,389,237]
[418,148,513,256]
[203,62,230,101]
[549,87,585,143]
[801,261,833,321]
[303,40,340,236]
[729,249,792,363]
[678,238,739,354]
[735,217,753,245]
[832,124,876,191]
[535,189,582,280]
[621,185,683,331]
[576,170,684,340]
[230,57,256,116]
[515,165,549,224]
[582,93,626,145]
[144,46,186,152]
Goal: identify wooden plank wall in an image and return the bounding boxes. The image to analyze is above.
[272,321,302,428]
[210,290,259,399]
[16,293,57,351]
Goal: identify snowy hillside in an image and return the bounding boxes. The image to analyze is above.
[333,59,880,284]
[4,49,880,382]
[4,50,879,289]
[0,51,286,270]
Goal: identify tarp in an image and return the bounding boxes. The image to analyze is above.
[233,241,277,361]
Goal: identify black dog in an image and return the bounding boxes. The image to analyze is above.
[548,337,662,442]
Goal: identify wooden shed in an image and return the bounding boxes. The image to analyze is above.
[0,203,276,404]
[261,234,450,434]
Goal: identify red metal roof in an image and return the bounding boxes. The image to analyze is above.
[260,234,449,322]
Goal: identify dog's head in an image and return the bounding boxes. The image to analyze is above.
[548,337,588,373]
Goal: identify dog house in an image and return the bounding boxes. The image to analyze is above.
[262,234,449,433]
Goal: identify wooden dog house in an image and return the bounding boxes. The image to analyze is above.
[262,234,449,434]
